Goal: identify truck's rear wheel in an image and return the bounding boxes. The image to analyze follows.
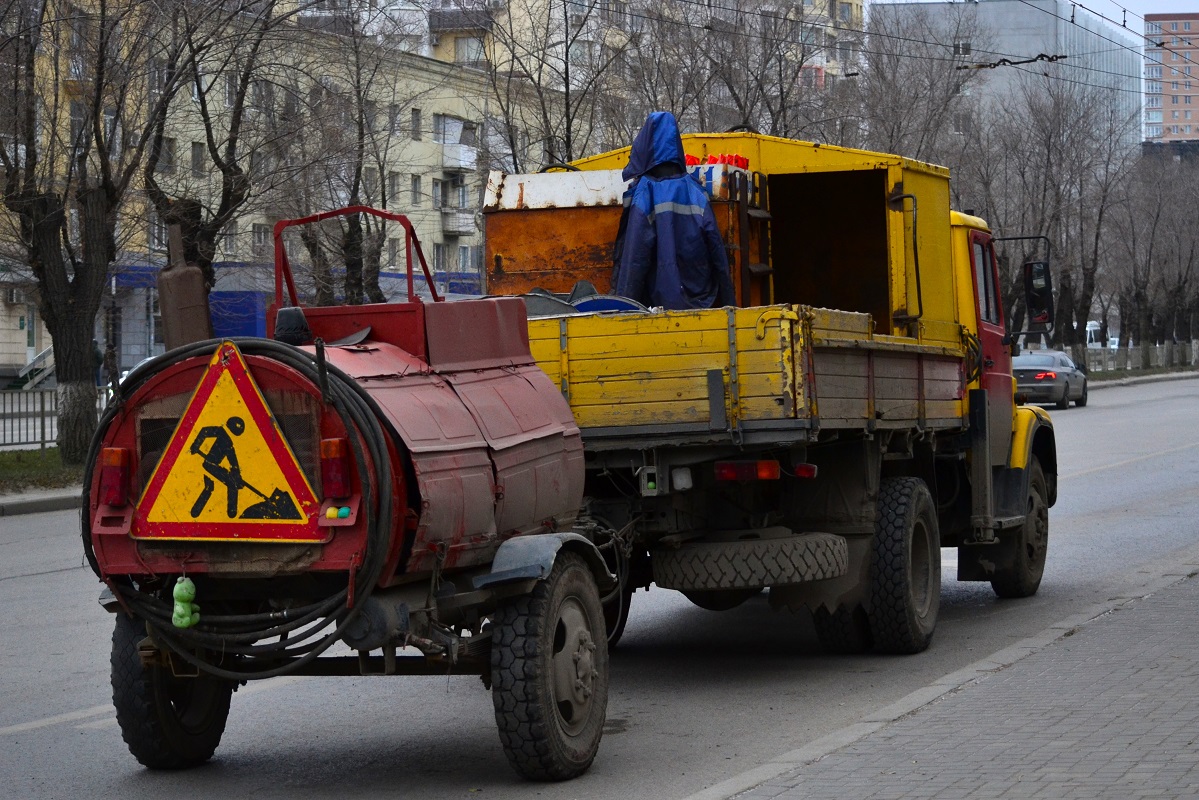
[111,613,233,770]
[869,477,941,654]
[491,551,608,781]
[990,458,1049,598]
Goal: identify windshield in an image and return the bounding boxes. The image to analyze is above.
[1013,354,1057,367]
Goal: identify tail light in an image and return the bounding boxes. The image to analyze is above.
[1035,371,1057,380]
[715,460,781,481]
[99,447,130,506]
[320,437,352,499]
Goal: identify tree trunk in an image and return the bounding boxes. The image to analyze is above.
[342,214,365,305]
[301,227,335,306]
[362,228,386,304]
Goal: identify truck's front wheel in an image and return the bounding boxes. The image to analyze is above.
[869,477,941,654]
[491,551,608,781]
[990,458,1049,598]
[111,613,233,769]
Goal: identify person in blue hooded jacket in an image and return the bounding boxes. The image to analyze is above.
[611,112,736,310]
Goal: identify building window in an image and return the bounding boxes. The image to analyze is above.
[1173,96,1179,104]
[156,137,176,173]
[363,166,378,198]
[952,41,971,57]
[149,58,168,103]
[149,215,168,252]
[191,142,205,177]
[1188,96,1193,104]
[388,237,400,266]
[433,243,446,272]
[458,244,470,272]
[433,178,445,209]
[1187,22,1192,30]
[455,36,484,66]
[411,108,421,140]
[388,103,402,134]
[388,171,401,201]
[1173,110,1180,119]
[1172,21,1178,30]
[252,223,271,257]
[225,73,238,107]
[411,175,422,206]
[223,221,238,257]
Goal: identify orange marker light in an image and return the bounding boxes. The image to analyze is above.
[99,447,130,506]
[320,437,352,499]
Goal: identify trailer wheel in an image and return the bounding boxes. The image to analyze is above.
[111,613,233,770]
[683,589,760,611]
[812,604,873,654]
[869,477,941,654]
[991,458,1049,599]
[491,551,608,781]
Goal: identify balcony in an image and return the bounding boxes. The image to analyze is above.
[443,142,478,172]
[441,208,477,237]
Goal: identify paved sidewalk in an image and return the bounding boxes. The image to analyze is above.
[730,573,1199,800]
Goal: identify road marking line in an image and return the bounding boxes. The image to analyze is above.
[0,706,111,735]
[0,675,306,736]
[1060,440,1199,480]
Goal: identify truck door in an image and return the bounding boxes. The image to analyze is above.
[970,232,1013,466]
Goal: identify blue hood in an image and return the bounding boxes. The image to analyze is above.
[622,112,686,181]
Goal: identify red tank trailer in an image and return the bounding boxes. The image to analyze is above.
[83,207,612,781]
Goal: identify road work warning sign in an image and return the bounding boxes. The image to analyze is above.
[135,341,322,542]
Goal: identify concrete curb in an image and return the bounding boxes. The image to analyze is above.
[0,489,81,517]
[1088,369,1199,389]
[681,547,1199,800]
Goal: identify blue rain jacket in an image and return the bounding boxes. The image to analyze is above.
[611,112,735,310]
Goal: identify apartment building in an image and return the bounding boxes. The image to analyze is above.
[1144,13,1199,142]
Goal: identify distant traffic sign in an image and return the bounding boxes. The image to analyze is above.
[135,341,322,542]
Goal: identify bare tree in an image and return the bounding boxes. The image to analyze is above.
[1,0,187,463]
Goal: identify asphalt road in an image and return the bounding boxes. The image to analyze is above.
[2,378,1197,800]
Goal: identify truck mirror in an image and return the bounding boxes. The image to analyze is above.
[1023,261,1054,327]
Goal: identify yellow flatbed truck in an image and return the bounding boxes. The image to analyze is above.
[483,133,1058,652]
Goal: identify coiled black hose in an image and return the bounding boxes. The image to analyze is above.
[82,337,395,680]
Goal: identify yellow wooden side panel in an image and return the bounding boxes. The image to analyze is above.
[528,307,797,429]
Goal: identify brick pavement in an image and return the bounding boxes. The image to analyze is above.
[734,574,1199,800]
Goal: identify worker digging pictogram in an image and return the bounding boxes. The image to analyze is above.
[188,415,301,520]
[134,340,319,542]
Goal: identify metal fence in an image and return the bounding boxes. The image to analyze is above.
[0,389,110,449]
[1080,341,1199,373]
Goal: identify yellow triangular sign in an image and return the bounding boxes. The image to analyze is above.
[135,341,322,542]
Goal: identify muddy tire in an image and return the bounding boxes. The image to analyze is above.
[991,458,1049,599]
[491,551,608,781]
[812,604,873,654]
[111,613,233,770]
[869,477,941,655]
[682,589,760,611]
[652,533,847,591]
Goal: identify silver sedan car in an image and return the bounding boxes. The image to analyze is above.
[1013,350,1088,409]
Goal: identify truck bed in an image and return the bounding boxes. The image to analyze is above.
[527,304,967,450]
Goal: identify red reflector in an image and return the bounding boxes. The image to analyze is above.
[1035,371,1057,380]
[320,438,352,499]
[715,460,781,481]
[793,463,819,479]
[99,447,130,506]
